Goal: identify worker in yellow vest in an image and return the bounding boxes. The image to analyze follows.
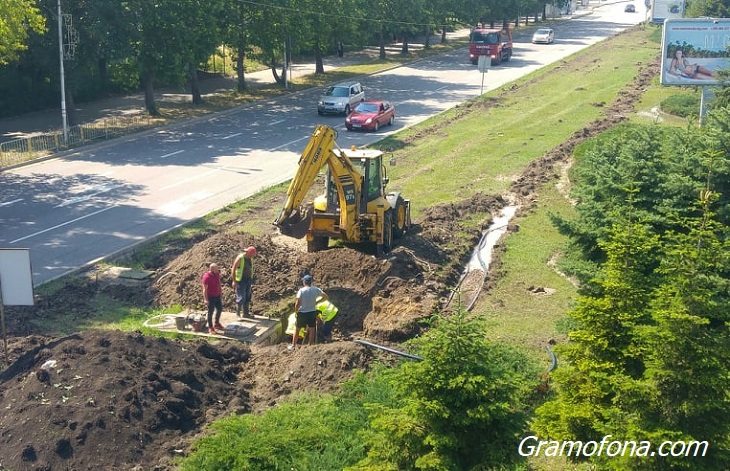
[231,246,256,318]
[285,312,307,344]
[285,298,339,347]
[316,298,339,340]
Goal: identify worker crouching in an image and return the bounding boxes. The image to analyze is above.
[315,298,339,341]
[285,298,340,348]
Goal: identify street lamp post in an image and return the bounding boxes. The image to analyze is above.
[57,0,69,145]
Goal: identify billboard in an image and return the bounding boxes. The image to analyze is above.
[651,0,685,24]
[660,18,730,86]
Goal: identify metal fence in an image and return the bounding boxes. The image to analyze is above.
[0,115,154,169]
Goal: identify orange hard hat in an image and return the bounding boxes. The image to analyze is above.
[245,246,257,257]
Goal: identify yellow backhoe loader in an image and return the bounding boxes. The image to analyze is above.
[274,124,411,255]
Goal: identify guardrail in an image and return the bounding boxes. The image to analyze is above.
[0,115,154,169]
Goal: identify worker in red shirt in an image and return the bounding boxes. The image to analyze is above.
[202,263,224,334]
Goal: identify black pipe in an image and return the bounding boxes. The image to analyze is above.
[353,339,423,361]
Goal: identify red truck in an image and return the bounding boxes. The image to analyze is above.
[468,26,513,66]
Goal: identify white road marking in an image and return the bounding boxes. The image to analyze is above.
[0,198,23,207]
[159,168,219,191]
[269,135,309,151]
[269,119,285,126]
[222,133,242,140]
[10,205,117,243]
[158,191,212,216]
[160,150,185,159]
[55,184,123,208]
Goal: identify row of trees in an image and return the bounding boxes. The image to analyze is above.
[0,0,568,120]
[535,112,730,469]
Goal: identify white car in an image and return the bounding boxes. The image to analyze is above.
[317,81,365,116]
[532,28,555,44]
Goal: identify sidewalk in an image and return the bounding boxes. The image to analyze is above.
[0,30,471,143]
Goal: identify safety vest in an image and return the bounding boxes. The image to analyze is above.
[286,312,307,339]
[234,255,253,282]
[316,300,338,322]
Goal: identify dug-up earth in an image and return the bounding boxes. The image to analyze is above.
[0,55,658,470]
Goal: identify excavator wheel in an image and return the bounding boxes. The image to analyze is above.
[307,236,329,252]
[389,194,409,239]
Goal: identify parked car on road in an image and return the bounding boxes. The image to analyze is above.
[317,81,364,115]
[532,28,555,44]
[625,3,636,12]
[345,100,395,132]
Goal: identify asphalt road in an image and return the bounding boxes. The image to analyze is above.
[1,3,643,287]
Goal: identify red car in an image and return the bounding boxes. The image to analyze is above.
[345,100,395,132]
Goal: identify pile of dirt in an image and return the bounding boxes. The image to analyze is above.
[0,192,498,470]
[0,331,250,470]
[0,54,657,470]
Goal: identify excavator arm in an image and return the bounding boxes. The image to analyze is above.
[274,125,364,239]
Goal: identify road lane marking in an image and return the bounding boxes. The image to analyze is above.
[0,198,23,207]
[269,119,285,126]
[55,184,123,208]
[158,191,212,216]
[10,205,117,244]
[269,135,309,151]
[160,150,185,159]
[159,168,219,191]
[222,133,242,140]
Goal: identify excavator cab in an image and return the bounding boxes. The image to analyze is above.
[318,153,384,212]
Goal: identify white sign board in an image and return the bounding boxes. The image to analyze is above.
[651,0,685,24]
[477,55,491,73]
[0,249,34,306]
[660,18,730,87]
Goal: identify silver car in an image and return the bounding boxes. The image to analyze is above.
[317,81,364,115]
[532,28,555,44]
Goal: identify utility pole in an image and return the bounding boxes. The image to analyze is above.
[57,0,68,144]
[284,36,289,90]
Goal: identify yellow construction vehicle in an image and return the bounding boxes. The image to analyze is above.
[274,124,411,255]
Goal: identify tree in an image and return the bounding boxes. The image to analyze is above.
[354,312,539,470]
[685,0,730,18]
[221,0,258,92]
[245,0,290,86]
[535,120,730,470]
[551,122,730,284]
[0,0,46,65]
[298,0,362,74]
[533,219,661,450]
[635,190,730,469]
[123,0,223,114]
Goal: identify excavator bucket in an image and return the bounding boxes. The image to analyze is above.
[275,204,312,239]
